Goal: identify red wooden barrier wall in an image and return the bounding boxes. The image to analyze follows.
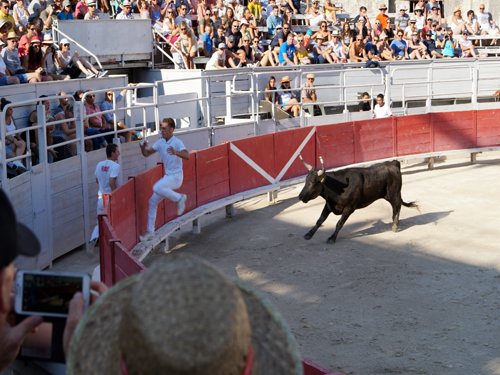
[113,242,147,284]
[98,215,120,287]
[274,127,316,181]
[164,151,198,222]
[432,111,474,152]
[476,109,500,147]
[134,165,165,238]
[196,143,230,206]
[105,178,137,251]
[229,133,275,194]
[396,114,430,156]
[315,122,354,169]
[354,117,394,163]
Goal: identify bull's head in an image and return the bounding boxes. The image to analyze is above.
[298,155,326,203]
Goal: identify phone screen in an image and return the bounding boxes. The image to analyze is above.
[22,274,83,315]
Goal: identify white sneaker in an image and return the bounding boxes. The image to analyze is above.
[86,72,96,79]
[236,62,242,68]
[177,194,187,216]
[255,61,261,67]
[140,232,155,242]
[97,70,108,78]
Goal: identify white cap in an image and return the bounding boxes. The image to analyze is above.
[60,38,70,45]
[241,19,248,25]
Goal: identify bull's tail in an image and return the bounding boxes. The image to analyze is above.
[402,200,421,214]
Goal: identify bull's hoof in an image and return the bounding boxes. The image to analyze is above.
[326,237,336,244]
[303,234,312,240]
[392,225,399,232]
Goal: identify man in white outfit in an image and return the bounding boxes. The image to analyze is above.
[88,143,120,253]
[139,118,190,242]
[373,93,392,119]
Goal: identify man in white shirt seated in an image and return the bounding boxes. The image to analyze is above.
[328,29,347,63]
[373,93,392,119]
[477,4,499,45]
[116,0,133,18]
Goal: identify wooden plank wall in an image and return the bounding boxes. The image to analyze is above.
[50,156,85,259]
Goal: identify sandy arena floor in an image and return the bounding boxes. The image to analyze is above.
[141,154,500,375]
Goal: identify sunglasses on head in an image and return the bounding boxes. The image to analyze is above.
[64,43,70,46]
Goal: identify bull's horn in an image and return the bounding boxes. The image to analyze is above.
[299,154,313,171]
[317,156,326,176]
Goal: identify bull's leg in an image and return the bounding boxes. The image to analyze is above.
[390,196,402,232]
[304,204,331,240]
[327,207,354,244]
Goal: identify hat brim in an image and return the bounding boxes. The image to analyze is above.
[66,274,302,375]
[17,223,40,257]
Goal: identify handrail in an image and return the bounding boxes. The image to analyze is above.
[52,23,105,73]
[153,29,189,70]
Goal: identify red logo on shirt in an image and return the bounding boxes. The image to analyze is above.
[101,166,110,172]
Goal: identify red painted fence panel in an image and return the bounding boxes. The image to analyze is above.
[134,165,165,238]
[476,109,500,147]
[302,357,345,375]
[274,127,316,181]
[354,117,394,163]
[113,242,147,284]
[105,178,137,251]
[98,215,119,287]
[432,111,474,152]
[164,152,198,222]
[196,143,230,206]
[315,122,354,169]
[396,114,431,156]
[229,134,275,194]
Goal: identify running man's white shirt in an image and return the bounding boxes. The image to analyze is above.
[153,136,185,175]
[90,159,120,242]
[374,103,392,119]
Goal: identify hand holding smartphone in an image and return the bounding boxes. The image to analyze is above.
[15,270,91,318]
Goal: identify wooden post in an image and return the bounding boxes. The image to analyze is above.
[225,204,234,218]
[471,153,477,164]
[160,238,169,253]
[193,218,201,234]
[428,157,434,170]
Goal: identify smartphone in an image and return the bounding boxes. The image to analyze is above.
[15,270,91,318]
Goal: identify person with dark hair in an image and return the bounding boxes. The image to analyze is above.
[358,92,371,112]
[265,76,279,103]
[374,93,392,118]
[22,35,53,82]
[0,0,21,36]
[2,31,41,83]
[139,118,190,242]
[88,143,120,253]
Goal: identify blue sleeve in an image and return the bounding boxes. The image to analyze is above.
[266,16,274,34]
[101,101,113,122]
[115,92,124,103]
[390,41,397,52]
[69,13,73,19]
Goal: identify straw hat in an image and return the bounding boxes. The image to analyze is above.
[380,32,388,39]
[280,76,293,83]
[454,6,461,13]
[66,254,303,375]
[379,3,387,10]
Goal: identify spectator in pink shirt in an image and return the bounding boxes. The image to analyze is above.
[84,89,114,143]
[73,0,88,19]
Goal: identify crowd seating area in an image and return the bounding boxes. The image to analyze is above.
[146,0,500,69]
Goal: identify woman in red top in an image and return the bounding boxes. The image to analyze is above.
[22,36,53,82]
[17,22,35,58]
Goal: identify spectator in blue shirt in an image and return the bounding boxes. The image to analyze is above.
[278,32,297,65]
[266,5,282,36]
[202,25,213,57]
[390,30,409,59]
[57,0,74,20]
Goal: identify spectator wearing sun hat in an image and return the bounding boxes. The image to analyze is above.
[206,42,227,69]
[22,35,54,82]
[84,0,99,19]
[58,0,74,19]
[2,31,41,83]
[278,75,300,117]
[0,19,12,44]
[395,4,409,31]
[116,0,133,19]
[0,0,21,36]
[376,3,389,29]
[65,254,303,375]
[403,16,418,40]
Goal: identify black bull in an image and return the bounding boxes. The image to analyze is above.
[298,156,419,244]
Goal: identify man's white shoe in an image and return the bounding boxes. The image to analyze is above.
[177,194,187,216]
[86,72,96,79]
[97,70,108,78]
[140,232,155,242]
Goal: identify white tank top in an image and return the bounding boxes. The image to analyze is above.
[14,4,28,26]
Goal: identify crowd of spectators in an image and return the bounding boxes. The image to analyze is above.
[0,0,110,86]
[136,0,500,68]
[2,83,139,178]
